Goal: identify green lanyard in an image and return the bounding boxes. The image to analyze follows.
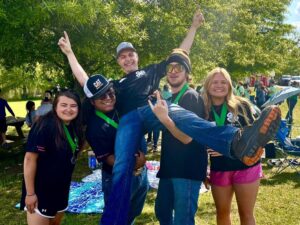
[95,110,119,129]
[212,104,228,126]
[63,124,78,154]
[172,83,189,105]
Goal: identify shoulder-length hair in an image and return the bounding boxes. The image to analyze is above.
[201,67,254,125]
[36,90,84,150]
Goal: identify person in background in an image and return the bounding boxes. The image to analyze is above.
[25,101,36,128]
[243,83,251,100]
[161,84,172,100]
[255,82,267,109]
[267,80,277,100]
[235,81,245,97]
[35,90,53,118]
[286,81,299,129]
[202,67,262,225]
[0,88,16,147]
[20,90,84,225]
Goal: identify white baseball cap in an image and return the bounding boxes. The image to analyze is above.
[116,42,136,57]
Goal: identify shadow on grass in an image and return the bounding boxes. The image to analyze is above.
[261,164,300,188]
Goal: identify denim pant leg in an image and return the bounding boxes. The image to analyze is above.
[100,110,144,225]
[172,178,201,225]
[155,178,174,225]
[128,167,149,225]
[137,104,238,157]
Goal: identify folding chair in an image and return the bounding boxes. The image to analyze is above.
[267,120,300,175]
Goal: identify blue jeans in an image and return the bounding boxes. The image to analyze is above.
[100,104,237,225]
[155,178,202,225]
[102,167,149,225]
[140,103,238,156]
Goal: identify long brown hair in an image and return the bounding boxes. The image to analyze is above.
[201,67,254,125]
[36,90,84,150]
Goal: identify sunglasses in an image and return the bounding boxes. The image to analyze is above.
[166,63,185,73]
[97,89,116,100]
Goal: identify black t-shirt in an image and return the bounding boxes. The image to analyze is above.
[24,117,76,192]
[113,61,167,117]
[157,88,208,181]
[209,103,259,171]
[85,110,119,174]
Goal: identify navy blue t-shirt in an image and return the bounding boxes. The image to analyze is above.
[158,88,208,181]
[86,110,119,174]
[20,116,77,211]
[209,104,259,171]
[113,61,167,117]
[0,98,15,119]
[86,109,147,174]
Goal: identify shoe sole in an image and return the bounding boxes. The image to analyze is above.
[242,106,281,166]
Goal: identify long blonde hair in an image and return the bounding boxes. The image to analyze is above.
[201,67,254,125]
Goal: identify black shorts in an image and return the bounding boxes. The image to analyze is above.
[0,118,7,133]
[20,181,69,217]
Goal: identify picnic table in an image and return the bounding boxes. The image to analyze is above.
[6,116,25,140]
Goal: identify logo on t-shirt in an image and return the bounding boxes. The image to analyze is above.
[135,70,146,78]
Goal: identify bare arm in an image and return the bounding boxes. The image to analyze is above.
[148,92,192,144]
[179,8,204,54]
[58,31,89,87]
[23,152,38,214]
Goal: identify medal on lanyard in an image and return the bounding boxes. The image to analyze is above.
[212,104,228,126]
[172,83,189,105]
[95,110,119,129]
[63,124,79,164]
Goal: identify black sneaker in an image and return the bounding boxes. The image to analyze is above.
[232,105,281,166]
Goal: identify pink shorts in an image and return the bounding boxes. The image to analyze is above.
[210,164,263,186]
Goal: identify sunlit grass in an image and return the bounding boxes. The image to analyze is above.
[1,100,299,225]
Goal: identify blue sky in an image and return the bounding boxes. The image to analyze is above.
[285,0,300,33]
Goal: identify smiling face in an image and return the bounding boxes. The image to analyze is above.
[117,49,139,74]
[208,72,230,103]
[91,88,116,113]
[55,96,79,124]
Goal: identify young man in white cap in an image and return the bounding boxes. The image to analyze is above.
[58,9,281,225]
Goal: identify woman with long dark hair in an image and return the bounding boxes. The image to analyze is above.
[20,90,84,225]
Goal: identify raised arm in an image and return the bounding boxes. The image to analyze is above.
[148,92,192,144]
[179,9,204,54]
[58,31,89,87]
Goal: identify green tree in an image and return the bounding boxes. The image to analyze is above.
[0,0,299,91]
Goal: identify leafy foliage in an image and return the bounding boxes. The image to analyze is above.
[0,0,299,93]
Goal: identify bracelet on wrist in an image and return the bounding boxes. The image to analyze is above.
[26,193,36,197]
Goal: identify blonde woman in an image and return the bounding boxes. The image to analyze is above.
[202,68,262,225]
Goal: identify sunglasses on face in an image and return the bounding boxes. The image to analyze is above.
[166,63,185,73]
[97,89,116,100]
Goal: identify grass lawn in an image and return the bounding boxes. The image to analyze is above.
[0,100,299,225]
